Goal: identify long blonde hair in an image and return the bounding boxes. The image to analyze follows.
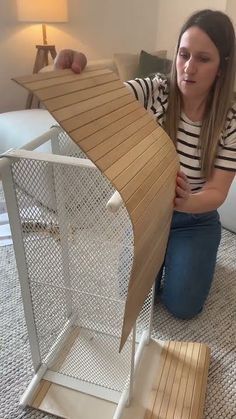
[165,10,236,179]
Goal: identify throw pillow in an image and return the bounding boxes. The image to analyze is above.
[113,50,168,81]
[137,50,172,78]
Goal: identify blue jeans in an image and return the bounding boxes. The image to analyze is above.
[155,210,221,319]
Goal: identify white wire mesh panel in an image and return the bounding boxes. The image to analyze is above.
[8,132,153,394]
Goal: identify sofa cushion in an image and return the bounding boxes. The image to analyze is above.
[137,50,172,78]
[113,50,167,81]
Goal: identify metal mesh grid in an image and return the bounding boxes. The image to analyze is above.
[54,130,87,158]
[8,130,153,394]
[51,327,134,392]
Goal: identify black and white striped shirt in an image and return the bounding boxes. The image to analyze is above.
[125,75,236,191]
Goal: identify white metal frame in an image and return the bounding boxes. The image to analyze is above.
[0,127,155,419]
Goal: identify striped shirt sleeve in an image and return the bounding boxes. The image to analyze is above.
[124,74,168,112]
[215,102,236,171]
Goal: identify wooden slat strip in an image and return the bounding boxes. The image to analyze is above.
[182,343,201,419]
[80,109,149,154]
[71,101,141,143]
[104,127,165,180]
[126,149,177,216]
[13,69,73,84]
[196,346,210,419]
[35,72,120,101]
[165,342,189,419]
[152,341,177,417]
[121,146,177,202]
[112,131,170,190]
[172,342,195,419]
[53,87,129,121]
[122,222,169,329]
[134,208,172,276]
[44,80,124,111]
[22,69,113,91]
[61,94,135,132]
[14,66,110,85]
[190,345,210,419]
[133,178,174,248]
[96,121,156,171]
[144,342,170,419]
[129,162,176,224]
[161,342,182,418]
[87,115,153,162]
[158,341,182,418]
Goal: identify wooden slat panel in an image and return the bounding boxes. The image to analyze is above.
[144,341,170,419]
[104,127,164,180]
[149,342,210,419]
[121,146,176,202]
[19,69,113,91]
[153,340,177,417]
[165,342,189,419]
[129,161,177,223]
[54,87,129,121]
[134,209,172,277]
[44,80,124,111]
[97,120,156,171]
[88,115,153,162]
[71,101,140,143]
[62,94,136,132]
[159,341,182,419]
[190,345,210,419]
[120,223,170,347]
[126,148,176,215]
[174,343,195,419]
[13,69,73,84]
[35,72,119,101]
[113,131,171,190]
[182,343,201,418]
[14,66,110,85]
[80,109,149,154]
[129,220,170,296]
[134,182,174,254]
[134,173,175,240]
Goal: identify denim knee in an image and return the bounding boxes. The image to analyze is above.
[162,296,203,319]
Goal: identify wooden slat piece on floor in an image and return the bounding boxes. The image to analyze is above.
[14,68,179,351]
[146,341,210,419]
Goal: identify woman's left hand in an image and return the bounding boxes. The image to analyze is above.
[174,171,191,211]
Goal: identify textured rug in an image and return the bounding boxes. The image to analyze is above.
[0,229,235,419]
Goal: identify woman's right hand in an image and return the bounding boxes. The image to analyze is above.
[54,49,87,73]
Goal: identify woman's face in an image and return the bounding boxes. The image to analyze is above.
[176,26,220,102]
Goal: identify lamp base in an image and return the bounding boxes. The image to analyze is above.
[26,44,57,109]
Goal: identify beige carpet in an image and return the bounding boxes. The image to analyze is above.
[0,228,235,419]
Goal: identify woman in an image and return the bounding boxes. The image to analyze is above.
[55,9,236,319]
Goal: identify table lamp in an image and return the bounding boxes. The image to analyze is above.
[17,0,68,108]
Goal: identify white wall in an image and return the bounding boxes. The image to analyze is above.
[226,0,236,27]
[0,0,235,113]
[155,0,227,58]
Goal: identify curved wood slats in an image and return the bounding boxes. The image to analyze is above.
[14,68,179,351]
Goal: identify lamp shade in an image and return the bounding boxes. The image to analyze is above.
[17,0,68,22]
